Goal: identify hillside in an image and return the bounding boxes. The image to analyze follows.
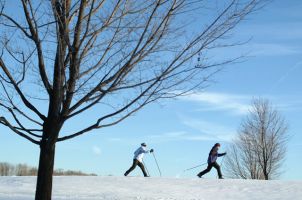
[0,176,301,200]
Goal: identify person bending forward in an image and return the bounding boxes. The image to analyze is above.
[124,143,154,177]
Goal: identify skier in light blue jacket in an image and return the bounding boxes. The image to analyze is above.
[124,143,154,177]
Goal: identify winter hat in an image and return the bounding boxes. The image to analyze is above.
[214,143,221,147]
[141,143,147,147]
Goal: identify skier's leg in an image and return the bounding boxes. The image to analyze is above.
[197,164,213,178]
[213,162,223,178]
[137,161,148,177]
[124,159,138,176]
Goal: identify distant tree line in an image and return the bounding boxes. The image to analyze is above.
[0,162,97,176]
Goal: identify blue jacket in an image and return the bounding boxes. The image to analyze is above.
[207,146,225,164]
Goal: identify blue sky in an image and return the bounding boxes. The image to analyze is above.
[0,1,301,180]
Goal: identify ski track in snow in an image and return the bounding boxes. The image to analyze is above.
[0,176,301,200]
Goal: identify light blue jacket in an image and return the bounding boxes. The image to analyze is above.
[134,146,150,162]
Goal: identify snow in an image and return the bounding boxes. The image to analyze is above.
[0,176,301,200]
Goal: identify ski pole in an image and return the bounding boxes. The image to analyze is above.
[220,154,226,168]
[217,154,226,179]
[152,152,162,177]
[183,162,207,172]
[142,160,150,177]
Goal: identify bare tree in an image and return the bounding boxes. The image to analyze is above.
[0,162,12,176]
[225,99,288,180]
[0,0,263,199]
[28,167,38,176]
[16,163,29,176]
[0,161,95,176]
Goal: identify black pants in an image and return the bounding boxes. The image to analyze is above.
[197,162,222,178]
[124,159,148,177]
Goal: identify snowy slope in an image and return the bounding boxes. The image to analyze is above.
[0,176,301,200]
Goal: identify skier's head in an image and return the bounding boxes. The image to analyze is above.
[141,142,147,147]
[214,143,221,147]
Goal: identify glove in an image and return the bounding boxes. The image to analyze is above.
[150,149,154,153]
[223,152,227,156]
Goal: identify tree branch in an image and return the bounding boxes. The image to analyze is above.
[0,59,46,121]
[21,0,52,95]
[0,117,40,145]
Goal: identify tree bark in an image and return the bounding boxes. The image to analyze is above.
[35,139,56,200]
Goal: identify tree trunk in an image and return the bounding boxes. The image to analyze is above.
[35,140,56,200]
[264,173,269,180]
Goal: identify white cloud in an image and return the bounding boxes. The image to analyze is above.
[180,116,236,142]
[249,43,302,56]
[148,131,234,143]
[148,131,188,141]
[92,146,101,156]
[147,118,236,143]
[180,91,302,115]
[107,137,122,142]
[268,60,302,93]
[148,131,219,142]
[238,22,302,40]
[180,92,252,115]
[207,42,301,59]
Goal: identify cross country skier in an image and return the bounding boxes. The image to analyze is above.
[197,143,226,179]
[124,143,154,177]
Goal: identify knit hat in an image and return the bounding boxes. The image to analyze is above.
[214,143,221,147]
[141,143,147,147]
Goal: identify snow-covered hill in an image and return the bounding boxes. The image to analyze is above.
[0,176,301,200]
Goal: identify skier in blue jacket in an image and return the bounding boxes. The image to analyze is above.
[124,143,154,177]
[197,143,226,179]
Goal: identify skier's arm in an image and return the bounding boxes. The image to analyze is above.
[142,149,153,153]
[140,147,151,154]
[218,152,227,157]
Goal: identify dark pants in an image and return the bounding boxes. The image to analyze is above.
[124,159,148,177]
[197,162,222,178]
